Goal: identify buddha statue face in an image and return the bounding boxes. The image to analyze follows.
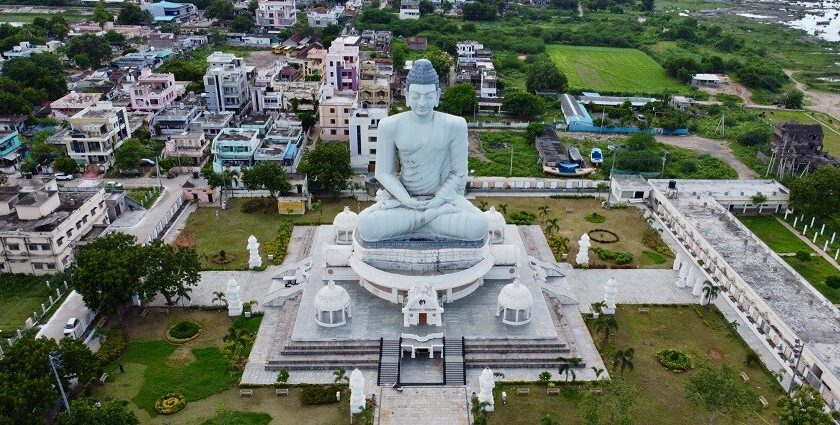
[406,83,440,118]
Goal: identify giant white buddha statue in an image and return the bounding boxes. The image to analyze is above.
[356,59,488,243]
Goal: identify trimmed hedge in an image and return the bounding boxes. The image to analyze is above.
[656,349,693,372]
[166,320,201,343]
[97,328,127,367]
[301,384,343,405]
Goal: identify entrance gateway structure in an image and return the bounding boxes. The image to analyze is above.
[261,60,581,387]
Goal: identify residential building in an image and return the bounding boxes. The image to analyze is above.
[0,183,109,275]
[241,114,276,136]
[358,78,390,108]
[164,130,207,171]
[348,105,386,172]
[307,5,344,27]
[0,119,23,173]
[152,104,199,135]
[455,42,501,113]
[254,113,305,172]
[129,68,183,112]
[114,48,174,69]
[406,37,427,51]
[399,0,420,19]
[211,128,260,172]
[204,52,253,113]
[256,0,297,30]
[64,102,131,169]
[252,81,320,113]
[3,41,39,59]
[323,36,360,93]
[456,40,485,63]
[226,33,275,47]
[319,85,355,141]
[50,92,102,119]
[141,1,197,23]
[691,73,722,87]
[189,111,234,137]
[769,121,839,177]
[69,22,152,39]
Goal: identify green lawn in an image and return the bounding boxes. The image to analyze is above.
[546,45,688,94]
[760,109,840,158]
[0,274,55,333]
[489,306,783,424]
[785,256,840,303]
[201,410,272,425]
[468,131,544,177]
[737,216,813,253]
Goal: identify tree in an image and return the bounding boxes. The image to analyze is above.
[247,0,258,12]
[212,291,227,308]
[826,275,840,290]
[641,0,654,10]
[795,249,812,263]
[462,2,497,20]
[298,142,352,195]
[594,316,618,345]
[334,367,349,383]
[538,371,552,382]
[205,0,235,20]
[277,368,290,384]
[526,122,544,142]
[775,385,834,425]
[59,398,139,425]
[141,241,201,306]
[73,53,91,69]
[425,47,454,83]
[65,34,112,68]
[750,192,767,205]
[502,91,545,119]
[735,123,772,146]
[439,83,477,116]
[701,281,720,306]
[113,138,150,173]
[685,364,759,423]
[209,27,226,45]
[103,30,127,47]
[790,166,840,218]
[71,232,146,315]
[578,379,637,425]
[222,327,254,368]
[526,61,568,93]
[497,204,508,216]
[546,218,560,234]
[557,356,581,382]
[783,90,804,109]
[116,2,152,25]
[2,53,68,99]
[231,12,254,32]
[54,156,78,174]
[241,161,291,197]
[297,111,316,132]
[611,348,634,376]
[93,1,113,28]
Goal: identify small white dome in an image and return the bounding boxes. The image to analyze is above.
[497,279,533,311]
[333,206,358,231]
[484,206,506,230]
[314,280,351,312]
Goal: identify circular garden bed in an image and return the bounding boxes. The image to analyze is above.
[588,229,619,243]
[155,393,186,415]
[166,320,202,344]
[656,349,693,372]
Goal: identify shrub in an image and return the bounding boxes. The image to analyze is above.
[508,210,536,225]
[96,328,127,366]
[593,247,633,265]
[547,234,569,256]
[642,228,673,257]
[241,197,277,214]
[262,221,294,264]
[826,275,840,289]
[301,384,343,405]
[211,250,236,264]
[656,349,693,372]
[584,212,606,223]
[155,393,186,415]
[166,320,201,343]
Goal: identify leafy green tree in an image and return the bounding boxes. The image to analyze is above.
[103,30,127,47]
[424,46,454,83]
[2,53,68,99]
[790,166,840,218]
[775,385,834,425]
[795,249,812,263]
[247,0,258,12]
[701,281,720,306]
[93,1,113,28]
[538,371,552,382]
[685,364,759,423]
[419,0,435,14]
[113,138,150,173]
[141,241,201,306]
[205,0,235,20]
[526,60,568,93]
[502,91,545,119]
[439,83,477,116]
[71,232,146,314]
[241,161,292,197]
[526,122,544,141]
[783,89,804,109]
[73,53,91,69]
[20,157,37,173]
[578,379,637,425]
[65,34,112,68]
[209,28,226,45]
[641,0,654,11]
[59,398,139,425]
[231,12,254,32]
[298,142,352,195]
[735,123,772,146]
[116,2,152,25]
[826,275,840,290]
[297,111,316,131]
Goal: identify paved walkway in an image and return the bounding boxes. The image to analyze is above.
[566,268,696,311]
[776,217,840,271]
[378,386,469,425]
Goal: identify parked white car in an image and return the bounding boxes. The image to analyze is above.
[63,317,81,338]
[54,173,74,181]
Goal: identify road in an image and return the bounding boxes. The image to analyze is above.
[655,134,757,179]
[785,70,840,120]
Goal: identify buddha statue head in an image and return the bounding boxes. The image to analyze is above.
[405,59,440,118]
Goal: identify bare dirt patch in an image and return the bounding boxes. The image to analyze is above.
[708,348,725,363]
[468,131,490,162]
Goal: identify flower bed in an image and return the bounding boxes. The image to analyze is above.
[155,393,186,415]
[166,320,202,343]
[211,250,236,265]
[656,349,693,372]
[588,228,619,243]
[593,247,633,265]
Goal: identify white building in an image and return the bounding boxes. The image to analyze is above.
[399,0,420,19]
[50,92,102,120]
[256,0,297,30]
[203,52,254,113]
[691,73,722,87]
[64,101,132,169]
[348,105,386,172]
[307,5,344,27]
[323,36,360,93]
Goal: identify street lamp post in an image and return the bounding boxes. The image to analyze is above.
[49,352,70,414]
[786,339,805,396]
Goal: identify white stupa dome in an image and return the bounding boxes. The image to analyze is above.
[333,206,358,231]
[497,279,533,311]
[314,280,351,312]
[484,206,506,230]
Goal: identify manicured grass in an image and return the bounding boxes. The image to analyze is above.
[180,197,374,269]
[760,109,840,158]
[0,274,55,332]
[127,187,163,209]
[642,250,667,265]
[474,197,672,268]
[468,131,544,177]
[546,45,688,94]
[785,256,840,303]
[201,410,272,425]
[737,216,813,253]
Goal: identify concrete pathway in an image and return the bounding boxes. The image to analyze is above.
[566,268,696,311]
[776,217,840,271]
[378,386,469,425]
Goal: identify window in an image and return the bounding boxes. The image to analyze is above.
[46,263,56,270]
[330,108,335,113]
[330,119,335,124]
[33,263,43,270]
[330,129,336,135]
[75,221,82,229]
[344,129,349,135]
[66,229,72,238]
[91,208,97,216]
[27,244,38,251]
[57,237,65,247]
[82,215,88,224]
[40,244,50,250]
[7,243,19,250]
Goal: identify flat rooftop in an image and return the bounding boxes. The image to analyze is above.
[649,179,788,198]
[193,111,234,126]
[0,191,96,232]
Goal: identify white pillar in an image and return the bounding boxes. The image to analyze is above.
[692,275,704,296]
[793,217,799,227]
[813,232,818,243]
[824,241,829,252]
[686,267,697,291]
[810,217,815,227]
[835,250,839,261]
[672,253,682,271]
[803,224,808,235]
[784,209,790,220]
[758,205,763,214]
[820,224,826,235]
[831,232,836,244]
[743,204,747,214]
[676,263,688,288]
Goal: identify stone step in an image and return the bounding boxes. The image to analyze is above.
[466,359,588,368]
[266,360,379,371]
[465,346,571,354]
[281,348,380,355]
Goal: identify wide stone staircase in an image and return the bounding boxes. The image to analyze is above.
[265,340,380,371]
[464,339,581,369]
[443,337,465,385]
[377,339,400,386]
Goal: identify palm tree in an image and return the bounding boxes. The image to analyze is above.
[612,348,635,376]
[701,281,720,306]
[538,205,550,222]
[212,291,227,311]
[594,316,618,346]
[498,203,508,216]
[546,218,560,234]
[223,327,253,366]
[334,367,349,383]
[557,356,582,382]
[311,200,323,221]
[590,301,606,319]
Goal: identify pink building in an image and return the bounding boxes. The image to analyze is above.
[323,36,359,93]
[129,68,183,112]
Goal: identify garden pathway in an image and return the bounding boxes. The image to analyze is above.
[775,218,840,272]
[566,268,695,311]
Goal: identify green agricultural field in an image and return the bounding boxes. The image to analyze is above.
[546,45,688,94]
